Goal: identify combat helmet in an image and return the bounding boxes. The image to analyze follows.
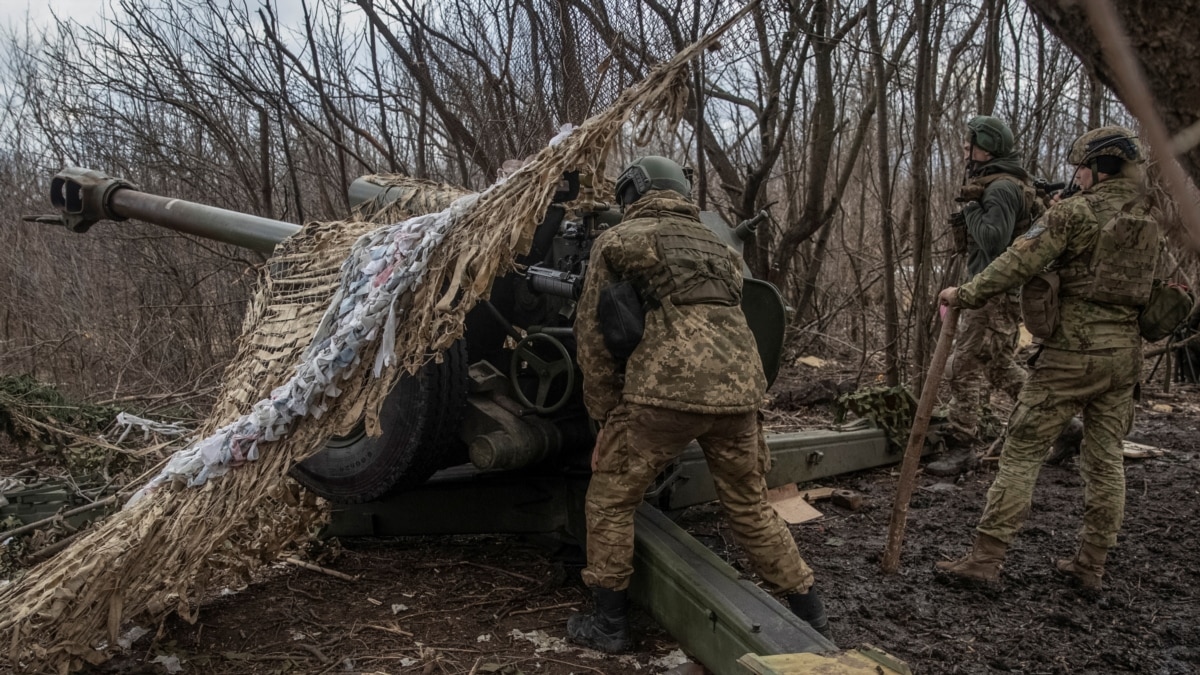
[1068,126,1143,166]
[614,156,691,207]
[967,115,1015,157]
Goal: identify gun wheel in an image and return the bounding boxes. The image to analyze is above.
[289,340,468,504]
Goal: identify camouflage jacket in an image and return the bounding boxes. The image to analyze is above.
[958,176,1150,351]
[960,156,1037,277]
[574,191,767,421]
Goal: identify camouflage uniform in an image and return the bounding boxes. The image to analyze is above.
[946,158,1041,437]
[575,190,814,594]
[956,175,1152,548]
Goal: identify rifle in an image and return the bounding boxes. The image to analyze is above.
[1032,178,1066,195]
[1033,178,1078,203]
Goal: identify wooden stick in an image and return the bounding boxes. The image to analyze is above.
[285,556,359,582]
[1145,331,1200,358]
[504,601,580,617]
[881,305,959,574]
[26,531,86,564]
[0,496,117,542]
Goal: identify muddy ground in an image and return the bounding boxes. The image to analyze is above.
[25,363,1200,674]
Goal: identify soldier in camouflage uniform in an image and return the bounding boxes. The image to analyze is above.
[935,127,1155,589]
[932,115,1041,476]
[566,156,827,653]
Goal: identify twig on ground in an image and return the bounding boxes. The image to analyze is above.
[221,651,300,662]
[285,556,359,582]
[285,577,326,602]
[296,642,332,664]
[464,561,536,583]
[358,623,415,638]
[503,601,581,618]
[522,656,609,674]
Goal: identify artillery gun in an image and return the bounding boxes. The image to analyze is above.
[35,167,790,505]
[27,167,912,674]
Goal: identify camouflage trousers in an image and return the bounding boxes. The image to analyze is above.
[946,294,1027,436]
[977,346,1140,548]
[581,402,814,594]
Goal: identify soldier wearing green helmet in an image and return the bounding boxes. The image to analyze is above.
[931,115,1043,476]
[935,125,1159,589]
[566,156,828,652]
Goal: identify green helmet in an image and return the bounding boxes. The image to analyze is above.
[967,115,1015,156]
[1068,126,1143,165]
[614,156,691,206]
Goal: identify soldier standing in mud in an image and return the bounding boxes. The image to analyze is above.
[932,115,1042,477]
[936,127,1155,589]
[566,156,829,652]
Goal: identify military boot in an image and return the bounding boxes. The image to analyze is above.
[1045,417,1084,466]
[935,533,1007,582]
[567,587,632,653]
[1055,542,1108,590]
[785,587,832,640]
[927,422,980,477]
[926,447,979,476]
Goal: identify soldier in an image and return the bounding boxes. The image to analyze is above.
[935,126,1155,589]
[566,156,829,652]
[932,115,1041,476]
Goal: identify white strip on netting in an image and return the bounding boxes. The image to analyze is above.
[112,413,191,442]
[125,190,483,508]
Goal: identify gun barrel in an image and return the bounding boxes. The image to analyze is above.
[109,190,300,253]
[48,167,300,254]
[734,210,769,242]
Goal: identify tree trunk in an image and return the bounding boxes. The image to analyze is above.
[769,0,836,290]
[910,0,937,391]
[869,0,900,387]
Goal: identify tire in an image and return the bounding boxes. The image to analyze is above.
[289,340,468,503]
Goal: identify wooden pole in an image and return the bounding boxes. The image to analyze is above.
[0,496,117,542]
[881,304,959,574]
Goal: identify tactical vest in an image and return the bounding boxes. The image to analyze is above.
[1059,192,1158,306]
[959,172,1044,241]
[646,220,741,307]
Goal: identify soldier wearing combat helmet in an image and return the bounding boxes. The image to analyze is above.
[936,126,1156,589]
[932,115,1041,476]
[566,156,829,652]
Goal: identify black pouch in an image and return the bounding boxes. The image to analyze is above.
[598,280,645,361]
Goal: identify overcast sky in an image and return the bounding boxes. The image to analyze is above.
[1,0,113,31]
[1,0,312,34]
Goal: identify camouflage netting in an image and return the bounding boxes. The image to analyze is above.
[0,7,752,672]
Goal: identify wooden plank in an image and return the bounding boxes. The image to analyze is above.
[797,487,836,502]
[738,646,912,674]
[767,484,824,524]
